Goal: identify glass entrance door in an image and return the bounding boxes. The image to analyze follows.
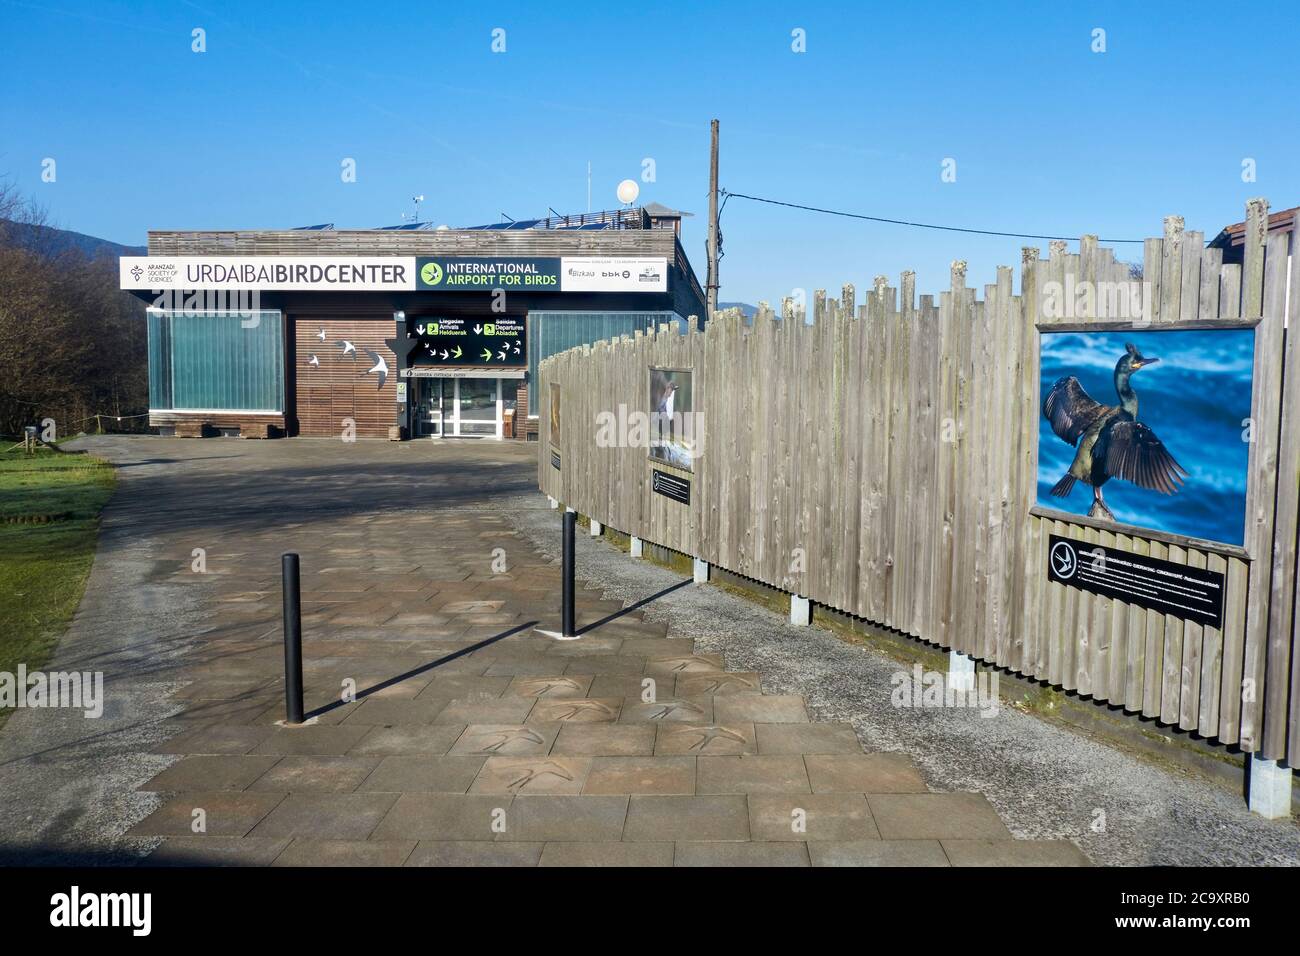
[415,378,451,437]
[456,378,501,437]
[416,377,502,438]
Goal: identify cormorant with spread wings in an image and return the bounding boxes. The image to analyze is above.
[1043,342,1189,521]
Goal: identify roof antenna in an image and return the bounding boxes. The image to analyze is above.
[400,194,425,225]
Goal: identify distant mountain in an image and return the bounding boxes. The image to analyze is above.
[718,301,758,318]
[0,219,145,259]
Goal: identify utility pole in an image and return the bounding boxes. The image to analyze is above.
[705,119,720,318]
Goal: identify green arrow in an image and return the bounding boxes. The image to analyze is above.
[480,348,492,361]
[452,346,462,358]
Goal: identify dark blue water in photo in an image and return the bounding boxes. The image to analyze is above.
[1037,329,1253,546]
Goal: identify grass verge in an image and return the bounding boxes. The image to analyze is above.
[0,445,115,728]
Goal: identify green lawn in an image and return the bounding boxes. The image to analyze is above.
[0,445,115,726]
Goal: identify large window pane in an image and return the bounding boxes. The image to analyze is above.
[526,311,684,412]
[147,310,284,412]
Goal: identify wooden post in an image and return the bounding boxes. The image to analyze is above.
[705,119,720,318]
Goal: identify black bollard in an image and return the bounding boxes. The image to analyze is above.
[281,552,304,724]
[561,510,576,638]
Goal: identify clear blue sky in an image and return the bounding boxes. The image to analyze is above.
[2,0,1296,303]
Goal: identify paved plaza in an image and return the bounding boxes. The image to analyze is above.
[4,437,1095,865]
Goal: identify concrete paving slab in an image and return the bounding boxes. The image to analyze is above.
[528,697,622,722]
[539,842,673,867]
[506,795,629,842]
[405,841,543,867]
[697,755,812,794]
[618,698,713,723]
[583,756,696,795]
[371,794,507,842]
[271,839,415,867]
[747,794,879,842]
[941,839,1091,866]
[128,792,286,838]
[714,694,809,724]
[248,792,399,840]
[673,842,811,867]
[755,722,863,755]
[140,755,281,792]
[247,756,382,793]
[808,840,950,867]
[655,723,757,756]
[805,753,928,793]
[348,724,468,756]
[867,793,1012,840]
[551,723,657,757]
[250,725,374,756]
[449,724,559,756]
[145,837,293,867]
[470,756,592,794]
[623,795,750,842]
[357,756,486,793]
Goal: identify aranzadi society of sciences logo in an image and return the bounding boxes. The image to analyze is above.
[136,260,180,286]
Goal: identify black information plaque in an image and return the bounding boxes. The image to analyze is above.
[551,451,561,471]
[1046,534,1224,629]
[651,469,690,505]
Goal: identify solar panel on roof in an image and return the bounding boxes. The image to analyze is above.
[292,223,335,231]
[375,222,433,230]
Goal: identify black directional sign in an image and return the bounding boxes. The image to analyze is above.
[409,316,526,368]
[1046,534,1224,629]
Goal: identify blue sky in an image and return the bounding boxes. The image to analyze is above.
[1,0,1297,303]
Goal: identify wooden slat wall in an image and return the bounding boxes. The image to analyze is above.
[149,228,680,259]
[291,318,397,438]
[539,202,1297,761]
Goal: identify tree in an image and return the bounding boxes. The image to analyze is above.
[0,182,147,437]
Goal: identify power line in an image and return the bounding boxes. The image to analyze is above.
[719,190,1149,244]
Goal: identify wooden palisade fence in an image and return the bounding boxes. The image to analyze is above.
[539,199,1299,769]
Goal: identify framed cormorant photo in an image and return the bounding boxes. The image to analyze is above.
[1036,328,1255,547]
[649,367,696,472]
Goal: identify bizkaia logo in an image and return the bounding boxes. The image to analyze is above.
[50,886,151,936]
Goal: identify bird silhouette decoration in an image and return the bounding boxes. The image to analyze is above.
[362,350,388,389]
[1043,342,1189,521]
